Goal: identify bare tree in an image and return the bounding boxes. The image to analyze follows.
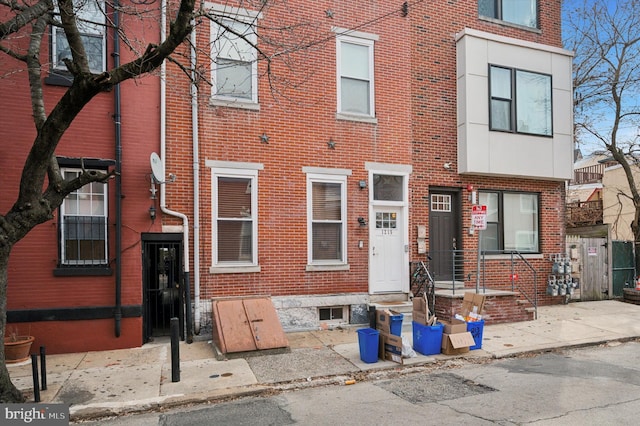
[565,0,640,269]
[0,0,199,403]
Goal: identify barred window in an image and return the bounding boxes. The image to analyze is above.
[60,169,108,265]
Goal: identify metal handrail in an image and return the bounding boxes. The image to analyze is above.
[506,250,538,320]
[424,249,538,319]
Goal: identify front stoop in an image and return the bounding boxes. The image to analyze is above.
[369,294,413,324]
[434,289,535,324]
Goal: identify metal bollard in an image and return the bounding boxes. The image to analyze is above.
[40,346,47,391]
[171,317,180,382]
[31,354,40,402]
[368,305,376,329]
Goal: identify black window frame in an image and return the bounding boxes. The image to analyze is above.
[478,0,539,29]
[479,190,541,254]
[54,157,114,276]
[488,64,553,137]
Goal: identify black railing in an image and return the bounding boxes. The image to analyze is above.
[419,249,538,318]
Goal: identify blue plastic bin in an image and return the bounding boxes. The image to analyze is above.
[466,319,485,350]
[390,313,404,336]
[412,321,443,355]
[357,328,380,363]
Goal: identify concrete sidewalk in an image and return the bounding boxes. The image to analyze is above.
[8,300,640,421]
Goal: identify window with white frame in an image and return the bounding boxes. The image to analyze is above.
[479,0,538,28]
[213,168,258,266]
[60,169,108,265]
[337,34,375,117]
[489,65,552,136]
[479,191,539,253]
[52,0,106,73]
[308,174,347,264]
[211,14,258,102]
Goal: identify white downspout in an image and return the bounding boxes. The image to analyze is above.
[190,19,202,335]
[160,0,192,332]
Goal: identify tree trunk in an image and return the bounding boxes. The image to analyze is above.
[0,245,26,402]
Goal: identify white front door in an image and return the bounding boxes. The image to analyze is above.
[370,206,405,293]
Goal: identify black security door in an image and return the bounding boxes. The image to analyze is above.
[142,234,184,343]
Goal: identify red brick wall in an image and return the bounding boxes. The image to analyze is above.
[165,1,414,299]
[2,2,161,351]
[162,2,566,307]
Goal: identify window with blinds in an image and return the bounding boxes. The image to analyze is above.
[307,173,347,265]
[216,176,254,263]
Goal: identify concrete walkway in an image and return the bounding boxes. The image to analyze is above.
[7,300,640,421]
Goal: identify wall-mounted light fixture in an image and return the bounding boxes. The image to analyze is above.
[359,180,367,190]
[358,217,367,227]
[149,205,156,222]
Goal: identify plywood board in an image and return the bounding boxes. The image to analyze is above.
[212,296,289,354]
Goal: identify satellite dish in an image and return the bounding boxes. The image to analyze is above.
[150,152,165,183]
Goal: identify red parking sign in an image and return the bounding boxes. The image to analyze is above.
[472,205,487,230]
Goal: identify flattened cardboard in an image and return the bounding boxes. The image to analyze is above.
[413,297,435,325]
[413,297,428,313]
[461,293,486,317]
[413,310,428,325]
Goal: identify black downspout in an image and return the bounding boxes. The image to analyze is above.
[113,1,122,337]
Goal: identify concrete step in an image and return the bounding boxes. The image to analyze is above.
[433,280,465,290]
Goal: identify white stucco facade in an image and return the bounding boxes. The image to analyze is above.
[456,28,574,180]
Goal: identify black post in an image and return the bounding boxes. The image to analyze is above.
[39,346,47,391]
[31,354,40,402]
[171,317,180,382]
[368,305,376,329]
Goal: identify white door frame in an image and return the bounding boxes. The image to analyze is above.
[365,163,412,294]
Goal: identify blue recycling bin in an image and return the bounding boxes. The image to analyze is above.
[357,328,380,363]
[466,319,485,350]
[412,321,443,355]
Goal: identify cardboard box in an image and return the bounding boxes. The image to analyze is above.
[378,332,404,364]
[441,318,467,334]
[441,332,475,355]
[461,293,486,317]
[376,310,403,335]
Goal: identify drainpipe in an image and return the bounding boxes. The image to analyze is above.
[160,0,193,342]
[113,0,122,337]
[190,19,202,336]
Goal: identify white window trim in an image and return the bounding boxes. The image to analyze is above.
[52,0,107,73]
[60,168,108,265]
[305,169,350,269]
[208,3,260,105]
[335,30,376,120]
[208,162,262,273]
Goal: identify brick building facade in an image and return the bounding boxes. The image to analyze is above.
[2,1,573,353]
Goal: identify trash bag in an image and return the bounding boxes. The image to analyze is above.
[402,336,416,358]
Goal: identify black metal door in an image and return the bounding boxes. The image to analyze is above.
[429,189,461,281]
[142,237,184,343]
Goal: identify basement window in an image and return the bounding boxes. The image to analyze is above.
[319,306,348,323]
